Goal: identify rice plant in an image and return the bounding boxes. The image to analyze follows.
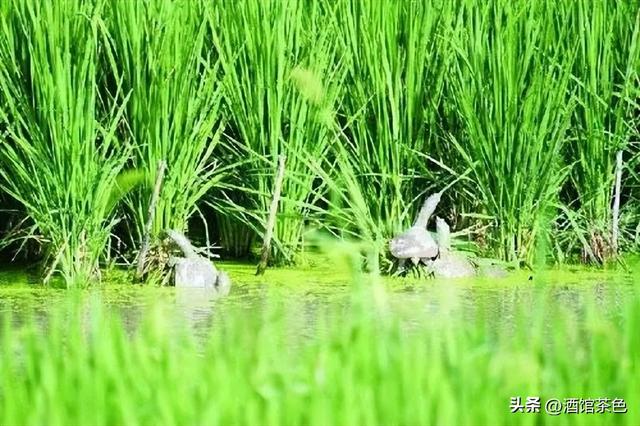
[562,0,640,262]
[449,0,576,262]
[0,0,129,287]
[0,0,639,273]
[102,0,226,253]
[209,0,342,263]
[325,0,458,243]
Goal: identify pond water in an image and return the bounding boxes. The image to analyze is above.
[0,261,636,341]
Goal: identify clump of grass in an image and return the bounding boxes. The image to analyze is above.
[103,0,226,249]
[0,0,639,272]
[0,0,129,287]
[324,0,457,243]
[209,0,342,264]
[562,0,640,263]
[449,1,576,262]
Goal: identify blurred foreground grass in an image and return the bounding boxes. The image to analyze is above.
[0,271,638,426]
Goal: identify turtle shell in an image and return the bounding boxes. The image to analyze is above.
[430,253,476,278]
[389,227,439,259]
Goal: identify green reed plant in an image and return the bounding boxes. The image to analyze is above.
[209,0,342,263]
[103,0,226,245]
[327,0,457,242]
[621,132,640,251]
[0,0,639,271]
[0,0,129,287]
[562,0,640,262]
[450,0,576,262]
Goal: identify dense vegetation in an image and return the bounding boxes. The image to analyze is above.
[1,0,639,286]
[1,268,638,425]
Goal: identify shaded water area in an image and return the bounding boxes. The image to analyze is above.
[0,261,636,342]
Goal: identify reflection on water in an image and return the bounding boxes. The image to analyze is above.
[0,268,636,340]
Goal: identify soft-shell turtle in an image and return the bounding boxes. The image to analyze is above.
[167,229,231,295]
[429,217,476,278]
[389,192,441,267]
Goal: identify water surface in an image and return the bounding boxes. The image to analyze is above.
[0,262,635,341]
